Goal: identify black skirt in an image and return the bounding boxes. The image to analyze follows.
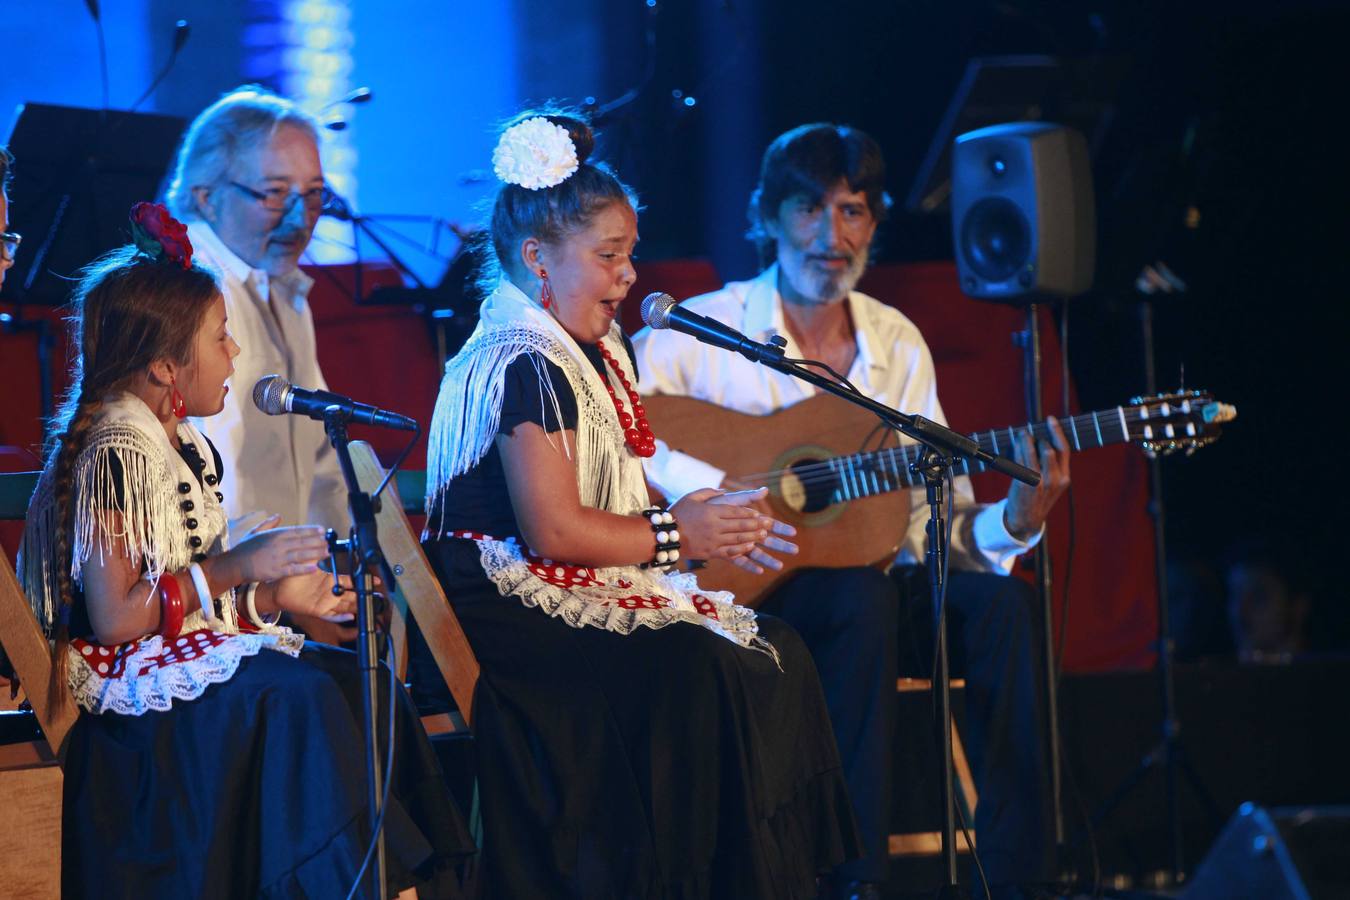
[61,643,475,899]
[414,538,863,900]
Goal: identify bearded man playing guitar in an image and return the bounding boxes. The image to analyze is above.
[634,123,1071,900]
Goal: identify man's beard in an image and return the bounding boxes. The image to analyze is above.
[785,248,869,304]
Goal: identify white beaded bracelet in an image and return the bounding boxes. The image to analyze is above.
[640,506,681,570]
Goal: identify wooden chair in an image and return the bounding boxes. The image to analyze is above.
[0,544,75,900]
[349,441,480,731]
[888,677,980,858]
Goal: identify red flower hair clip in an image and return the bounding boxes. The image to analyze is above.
[129,201,194,270]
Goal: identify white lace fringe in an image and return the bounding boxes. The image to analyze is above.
[68,627,304,716]
[477,538,781,666]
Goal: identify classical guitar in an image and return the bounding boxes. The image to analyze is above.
[644,390,1236,607]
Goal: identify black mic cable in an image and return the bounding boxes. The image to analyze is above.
[128,19,191,115]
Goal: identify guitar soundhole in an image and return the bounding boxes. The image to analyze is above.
[780,457,837,514]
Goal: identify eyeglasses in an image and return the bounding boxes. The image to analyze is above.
[227,181,334,216]
[0,231,20,262]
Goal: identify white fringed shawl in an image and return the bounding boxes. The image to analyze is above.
[17,392,300,715]
[19,393,229,633]
[427,280,649,521]
[426,280,777,661]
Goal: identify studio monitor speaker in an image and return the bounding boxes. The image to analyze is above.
[951,122,1095,302]
[1183,803,1350,900]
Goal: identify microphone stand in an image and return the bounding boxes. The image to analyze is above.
[322,405,398,900]
[712,333,1039,898]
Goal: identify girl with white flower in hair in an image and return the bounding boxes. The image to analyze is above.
[417,108,863,899]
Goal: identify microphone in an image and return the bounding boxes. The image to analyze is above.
[128,19,192,114]
[321,86,373,131]
[173,18,191,52]
[640,292,783,363]
[252,374,418,432]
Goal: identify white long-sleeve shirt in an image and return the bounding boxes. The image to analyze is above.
[188,222,348,533]
[632,264,1038,574]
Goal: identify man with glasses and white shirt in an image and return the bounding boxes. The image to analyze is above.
[165,87,350,639]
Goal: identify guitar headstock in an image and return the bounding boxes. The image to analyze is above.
[1127,389,1237,458]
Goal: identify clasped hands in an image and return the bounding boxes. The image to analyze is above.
[227,515,377,623]
[671,487,798,575]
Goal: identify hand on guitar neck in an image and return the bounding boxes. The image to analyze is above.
[1004,416,1072,542]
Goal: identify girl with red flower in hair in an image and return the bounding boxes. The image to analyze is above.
[18,203,474,899]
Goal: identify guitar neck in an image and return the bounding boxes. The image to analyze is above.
[830,407,1136,501]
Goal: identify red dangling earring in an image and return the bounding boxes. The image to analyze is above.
[170,377,187,419]
[538,268,554,310]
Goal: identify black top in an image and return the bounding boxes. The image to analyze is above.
[427,336,635,541]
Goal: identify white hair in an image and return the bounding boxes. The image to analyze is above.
[165,85,321,221]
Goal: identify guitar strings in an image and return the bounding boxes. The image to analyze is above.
[727,406,1180,493]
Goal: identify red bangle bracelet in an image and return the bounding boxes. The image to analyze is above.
[157,573,184,640]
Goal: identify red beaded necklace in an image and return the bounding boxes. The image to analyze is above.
[596,343,656,458]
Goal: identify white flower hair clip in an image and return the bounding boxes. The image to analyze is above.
[492,117,580,190]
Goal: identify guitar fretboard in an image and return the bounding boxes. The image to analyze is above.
[809,405,1164,503]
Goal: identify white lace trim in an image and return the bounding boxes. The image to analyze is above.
[67,628,304,716]
[475,538,780,664]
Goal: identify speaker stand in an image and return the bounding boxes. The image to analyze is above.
[1014,303,1068,875]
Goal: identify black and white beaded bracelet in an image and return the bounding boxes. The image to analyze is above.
[640,506,681,571]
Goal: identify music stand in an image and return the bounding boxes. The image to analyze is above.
[3,102,187,306]
[906,55,1124,215]
[1,103,184,422]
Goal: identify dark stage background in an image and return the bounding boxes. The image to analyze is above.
[3,0,1346,659]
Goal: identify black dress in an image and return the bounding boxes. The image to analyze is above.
[60,440,476,899]
[414,344,862,899]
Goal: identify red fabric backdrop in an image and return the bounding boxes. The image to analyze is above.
[1,259,1156,670]
[855,263,1158,672]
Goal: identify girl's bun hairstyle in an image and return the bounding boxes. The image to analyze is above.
[482,106,639,293]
